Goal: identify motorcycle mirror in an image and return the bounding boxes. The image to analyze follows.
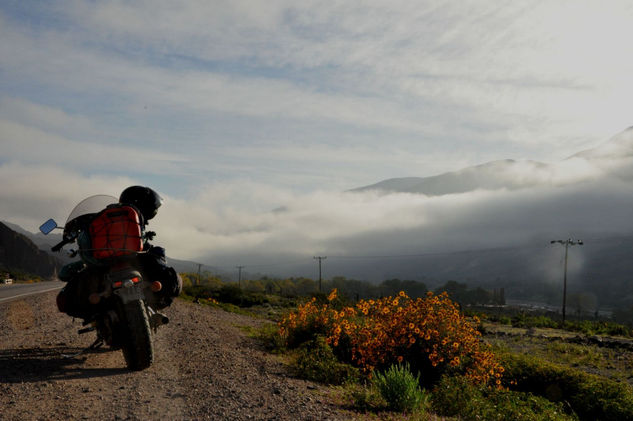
[39,219,58,235]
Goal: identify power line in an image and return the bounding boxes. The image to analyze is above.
[211,241,576,272]
[222,258,309,269]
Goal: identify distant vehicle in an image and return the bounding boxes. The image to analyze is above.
[1,278,13,285]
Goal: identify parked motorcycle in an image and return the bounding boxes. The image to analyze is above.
[40,190,178,370]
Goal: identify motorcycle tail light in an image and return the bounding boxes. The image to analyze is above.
[112,276,141,289]
[150,281,162,292]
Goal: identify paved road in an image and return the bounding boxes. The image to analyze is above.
[0,281,64,303]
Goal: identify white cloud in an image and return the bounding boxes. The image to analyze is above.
[0,163,134,231]
[0,118,187,174]
[3,146,633,279]
[0,98,95,137]
[5,1,631,161]
[2,1,633,276]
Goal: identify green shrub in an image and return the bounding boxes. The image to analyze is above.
[183,284,215,300]
[253,322,287,353]
[502,352,633,421]
[293,336,358,385]
[432,376,576,421]
[564,320,632,337]
[505,312,632,337]
[371,363,430,413]
[340,380,386,412]
[511,314,558,329]
[216,284,269,306]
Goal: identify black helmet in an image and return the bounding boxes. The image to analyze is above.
[119,186,163,221]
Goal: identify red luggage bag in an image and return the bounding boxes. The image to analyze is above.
[89,206,143,259]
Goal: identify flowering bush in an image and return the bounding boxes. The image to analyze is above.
[279,289,504,387]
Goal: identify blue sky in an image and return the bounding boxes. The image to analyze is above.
[1,1,633,270]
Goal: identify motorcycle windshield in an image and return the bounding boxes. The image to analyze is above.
[66,195,119,226]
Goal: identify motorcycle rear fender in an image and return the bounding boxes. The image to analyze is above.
[108,269,146,304]
[114,284,145,304]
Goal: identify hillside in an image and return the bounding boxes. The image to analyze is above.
[354,127,633,196]
[0,222,61,279]
[352,159,551,195]
[1,220,226,278]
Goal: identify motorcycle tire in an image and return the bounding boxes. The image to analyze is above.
[118,298,154,371]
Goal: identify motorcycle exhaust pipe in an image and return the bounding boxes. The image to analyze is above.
[148,306,169,328]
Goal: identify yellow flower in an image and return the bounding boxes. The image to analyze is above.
[327,289,338,301]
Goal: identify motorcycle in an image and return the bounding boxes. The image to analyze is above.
[40,194,172,370]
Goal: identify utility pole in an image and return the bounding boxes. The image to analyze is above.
[196,263,202,286]
[313,256,327,292]
[551,239,583,323]
[236,265,245,289]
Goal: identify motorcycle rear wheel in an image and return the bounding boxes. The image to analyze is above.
[118,298,154,370]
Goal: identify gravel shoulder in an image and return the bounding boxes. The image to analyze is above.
[0,291,356,420]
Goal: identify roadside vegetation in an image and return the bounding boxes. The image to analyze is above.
[0,266,47,283]
[469,310,633,338]
[180,273,633,420]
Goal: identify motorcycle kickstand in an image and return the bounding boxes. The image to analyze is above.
[89,337,104,350]
[61,337,104,359]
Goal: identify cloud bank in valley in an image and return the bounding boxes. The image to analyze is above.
[154,129,633,266]
[1,2,633,280]
[3,129,633,278]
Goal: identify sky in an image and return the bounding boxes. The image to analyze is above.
[1,1,633,276]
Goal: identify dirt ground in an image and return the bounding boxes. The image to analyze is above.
[0,291,357,420]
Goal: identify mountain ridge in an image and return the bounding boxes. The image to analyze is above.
[1,220,225,278]
[354,126,633,196]
[0,222,62,279]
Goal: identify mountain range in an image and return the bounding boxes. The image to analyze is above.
[1,221,226,279]
[354,126,633,196]
[0,221,62,279]
[4,127,633,311]
[263,127,633,310]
